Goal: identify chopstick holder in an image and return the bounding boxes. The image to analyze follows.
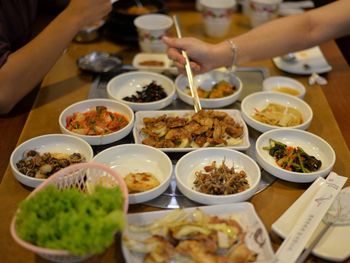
[275,172,347,262]
[173,15,202,113]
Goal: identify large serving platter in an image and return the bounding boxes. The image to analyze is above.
[133,109,251,152]
[122,203,275,263]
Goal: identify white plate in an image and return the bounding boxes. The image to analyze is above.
[122,203,275,262]
[272,178,350,261]
[132,53,177,74]
[255,129,336,183]
[92,144,173,204]
[133,109,251,152]
[175,148,261,205]
[273,46,332,75]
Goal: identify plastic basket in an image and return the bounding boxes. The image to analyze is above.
[10,162,128,263]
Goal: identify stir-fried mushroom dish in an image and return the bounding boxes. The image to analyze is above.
[141,110,244,148]
[194,160,250,195]
[124,208,258,263]
[16,150,86,179]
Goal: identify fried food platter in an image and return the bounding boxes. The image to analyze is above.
[122,203,275,263]
[133,109,251,152]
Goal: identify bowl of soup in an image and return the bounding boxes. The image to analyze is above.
[262,76,306,99]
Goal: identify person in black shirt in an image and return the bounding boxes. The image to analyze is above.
[0,0,112,114]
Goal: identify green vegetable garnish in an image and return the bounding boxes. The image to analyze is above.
[263,139,322,173]
[15,186,125,256]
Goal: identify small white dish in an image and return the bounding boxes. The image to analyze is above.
[262,76,306,99]
[10,134,94,188]
[92,144,173,204]
[241,91,313,133]
[133,109,251,152]
[175,148,261,205]
[273,46,332,75]
[175,69,242,108]
[123,203,275,262]
[59,99,134,145]
[255,129,336,183]
[132,53,176,74]
[107,71,176,111]
[272,178,350,261]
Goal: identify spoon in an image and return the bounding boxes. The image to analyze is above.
[281,53,297,63]
[296,186,350,263]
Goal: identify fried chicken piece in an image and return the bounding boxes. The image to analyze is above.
[213,119,224,139]
[141,121,167,137]
[143,115,167,125]
[227,243,258,263]
[192,111,214,128]
[142,137,175,148]
[176,240,220,263]
[194,136,207,147]
[166,116,187,128]
[142,236,175,263]
[184,121,204,135]
[211,110,228,120]
[225,125,243,138]
[165,128,190,148]
[207,138,227,146]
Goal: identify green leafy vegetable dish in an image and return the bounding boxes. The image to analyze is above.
[15,185,125,256]
[263,139,322,173]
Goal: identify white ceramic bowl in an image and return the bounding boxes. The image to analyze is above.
[59,98,134,145]
[255,129,336,183]
[175,148,261,205]
[175,69,242,108]
[92,144,173,204]
[262,76,306,99]
[10,134,94,188]
[241,91,313,133]
[107,71,176,111]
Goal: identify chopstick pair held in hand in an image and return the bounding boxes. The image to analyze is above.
[172,15,202,113]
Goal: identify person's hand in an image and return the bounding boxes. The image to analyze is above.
[163,36,228,75]
[64,0,112,29]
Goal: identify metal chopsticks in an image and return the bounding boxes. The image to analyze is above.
[172,15,202,113]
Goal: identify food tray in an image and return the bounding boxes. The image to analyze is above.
[87,66,275,209]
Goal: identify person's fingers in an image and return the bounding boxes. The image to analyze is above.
[163,36,183,49]
[173,61,186,74]
[189,62,201,75]
[167,48,186,65]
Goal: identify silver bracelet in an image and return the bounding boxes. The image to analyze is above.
[226,39,238,72]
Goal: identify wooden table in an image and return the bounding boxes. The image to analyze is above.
[1,11,350,263]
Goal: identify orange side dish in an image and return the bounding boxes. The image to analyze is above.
[66,106,129,135]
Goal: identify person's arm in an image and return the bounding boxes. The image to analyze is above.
[0,0,112,114]
[164,0,350,74]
